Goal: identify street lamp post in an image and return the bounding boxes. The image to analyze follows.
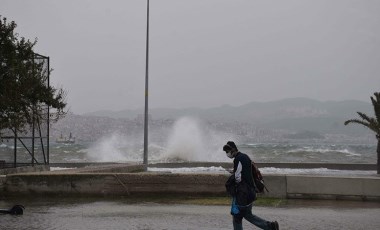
[143,0,150,169]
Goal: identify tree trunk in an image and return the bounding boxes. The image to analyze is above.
[377,140,380,174]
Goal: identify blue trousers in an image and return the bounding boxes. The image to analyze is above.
[233,204,272,230]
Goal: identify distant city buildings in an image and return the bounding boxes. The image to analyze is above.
[50,113,374,145]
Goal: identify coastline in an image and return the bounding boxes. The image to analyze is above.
[1,163,380,201]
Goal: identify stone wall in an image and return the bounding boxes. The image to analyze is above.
[3,172,380,201]
[3,173,228,196]
[1,163,379,200]
[286,175,380,200]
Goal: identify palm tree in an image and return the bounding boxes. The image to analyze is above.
[344,92,380,174]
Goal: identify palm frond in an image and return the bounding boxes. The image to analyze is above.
[345,118,380,134]
[344,119,370,127]
[357,112,372,123]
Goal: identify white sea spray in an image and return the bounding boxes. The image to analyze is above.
[159,116,234,162]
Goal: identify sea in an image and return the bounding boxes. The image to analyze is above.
[0,138,377,175]
[0,139,377,164]
[1,138,380,230]
[1,114,377,175]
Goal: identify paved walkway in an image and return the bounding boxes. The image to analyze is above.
[1,199,380,230]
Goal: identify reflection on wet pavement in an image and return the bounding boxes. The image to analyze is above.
[1,198,379,230]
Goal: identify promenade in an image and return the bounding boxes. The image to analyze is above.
[1,198,379,230]
[1,163,380,229]
[2,163,380,201]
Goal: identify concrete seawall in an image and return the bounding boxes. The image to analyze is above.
[3,173,380,200]
[0,165,50,175]
[286,175,380,200]
[4,173,228,196]
[2,165,380,200]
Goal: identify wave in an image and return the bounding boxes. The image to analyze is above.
[157,117,231,163]
[6,146,23,149]
[260,167,376,175]
[76,149,88,153]
[286,147,361,156]
[147,166,376,176]
[148,166,228,174]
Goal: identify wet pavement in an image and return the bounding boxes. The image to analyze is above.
[1,198,380,230]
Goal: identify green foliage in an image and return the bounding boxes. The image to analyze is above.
[0,16,66,132]
[345,92,380,174]
[344,92,380,136]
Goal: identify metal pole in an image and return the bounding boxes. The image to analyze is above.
[32,110,35,166]
[14,129,17,168]
[47,56,50,164]
[143,0,150,168]
[32,58,35,166]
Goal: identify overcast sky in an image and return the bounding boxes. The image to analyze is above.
[2,0,379,114]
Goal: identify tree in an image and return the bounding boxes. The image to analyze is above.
[0,16,66,134]
[344,92,380,174]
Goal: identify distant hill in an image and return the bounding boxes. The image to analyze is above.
[83,98,373,135]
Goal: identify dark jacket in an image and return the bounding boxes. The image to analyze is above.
[225,152,256,206]
[233,152,254,188]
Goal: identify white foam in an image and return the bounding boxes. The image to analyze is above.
[148,166,228,174]
[148,166,376,176]
[85,133,134,162]
[287,147,361,156]
[158,117,232,163]
[160,117,205,161]
[260,167,376,175]
[50,167,76,171]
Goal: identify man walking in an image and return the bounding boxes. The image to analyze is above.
[223,141,279,230]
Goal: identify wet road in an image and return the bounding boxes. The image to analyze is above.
[1,199,380,230]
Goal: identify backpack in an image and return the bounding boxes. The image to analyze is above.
[251,160,269,193]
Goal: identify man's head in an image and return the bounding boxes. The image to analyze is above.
[223,141,238,158]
